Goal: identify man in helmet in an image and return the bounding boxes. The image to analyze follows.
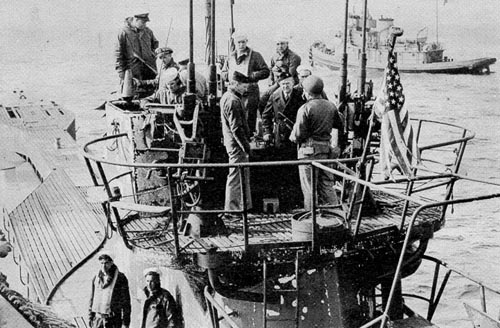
[115,10,159,82]
[269,34,301,85]
[290,75,344,210]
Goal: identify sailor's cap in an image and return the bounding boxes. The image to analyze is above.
[232,31,248,42]
[155,47,173,56]
[275,33,290,43]
[276,71,292,82]
[143,267,161,277]
[97,250,114,261]
[134,13,150,22]
[296,65,313,75]
[178,58,189,66]
[164,67,180,83]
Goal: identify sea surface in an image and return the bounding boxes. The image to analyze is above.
[0,0,499,327]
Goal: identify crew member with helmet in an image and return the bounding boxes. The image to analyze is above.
[269,34,302,85]
[290,75,344,210]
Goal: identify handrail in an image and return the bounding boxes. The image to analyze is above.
[353,191,500,327]
[204,286,241,328]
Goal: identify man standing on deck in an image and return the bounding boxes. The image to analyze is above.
[262,71,305,154]
[220,71,253,215]
[224,32,270,134]
[115,10,159,82]
[290,75,344,210]
[88,252,131,328]
[269,34,301,85]
[141,268,180,328]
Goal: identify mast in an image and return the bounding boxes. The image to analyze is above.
[207,0,217,109]
[435,0,439,44]
[357,0,368,96]
[187,0,196,94]
[338,0,349,111]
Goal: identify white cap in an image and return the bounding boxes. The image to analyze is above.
[275,33,290,43]
[297,64,313,75]
[143,267,161,277]
[164,67,179,83]
[232,31,248,42]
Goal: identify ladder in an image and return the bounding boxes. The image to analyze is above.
[262,251,301,328]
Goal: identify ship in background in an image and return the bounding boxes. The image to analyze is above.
[310,11,497,74]
[2,1,500,328]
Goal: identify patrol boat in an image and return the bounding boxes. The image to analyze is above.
[309,11,496,74]
[3,1,500,328]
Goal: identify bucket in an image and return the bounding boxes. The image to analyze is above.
[292,209,346,243]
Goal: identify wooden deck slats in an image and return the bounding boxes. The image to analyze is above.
[8,169,106,303]
[122,191,442,255]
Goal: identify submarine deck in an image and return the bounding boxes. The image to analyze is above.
[120,191,441,254]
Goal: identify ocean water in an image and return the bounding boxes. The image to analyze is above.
[0,0,499,327]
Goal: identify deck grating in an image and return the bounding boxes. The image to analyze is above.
[121,191,442,255]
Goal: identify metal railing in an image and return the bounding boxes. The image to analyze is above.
[81,118,477,259]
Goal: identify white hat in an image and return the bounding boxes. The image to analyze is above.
[275,33,290,43]
[232,31,248,42]
[143,267,161,277]
[164,67,179,83]
[297,64,313,75]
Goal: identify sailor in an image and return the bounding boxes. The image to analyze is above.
[88,251,131,328]
[115,10,159,82]
[262,71,305,155]
[258,61,289,116]
[269,34,302,85]
[290,75,343,210]
[223,31,270,134]
[136,47,180,91]
[141,268,180,328]
[220,71,253,215]
[141,67,186,105]
[296,65,328,100]
[177,57,208,102]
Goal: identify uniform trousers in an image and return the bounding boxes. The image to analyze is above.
[225,146,252,212]
[298,146,339,210]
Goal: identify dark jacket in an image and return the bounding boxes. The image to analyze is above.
[225,47,270,83]
[141,287,179,328]
[115,19,159,80]
[269,48,301,84]
[290,98,344,146]
[262,86,306,142]
[220,89,251,154]
[88,270,131,326]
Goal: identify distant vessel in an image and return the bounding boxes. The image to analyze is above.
[310,13,496,74]
[3,1,500,328]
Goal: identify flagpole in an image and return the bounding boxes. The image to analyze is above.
[435,0,439,44]
[338,0,349,111]
[357,0,368,96]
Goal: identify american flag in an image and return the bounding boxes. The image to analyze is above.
[374,51,421,179]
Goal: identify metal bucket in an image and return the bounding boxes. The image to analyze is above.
[291,209,346,242]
